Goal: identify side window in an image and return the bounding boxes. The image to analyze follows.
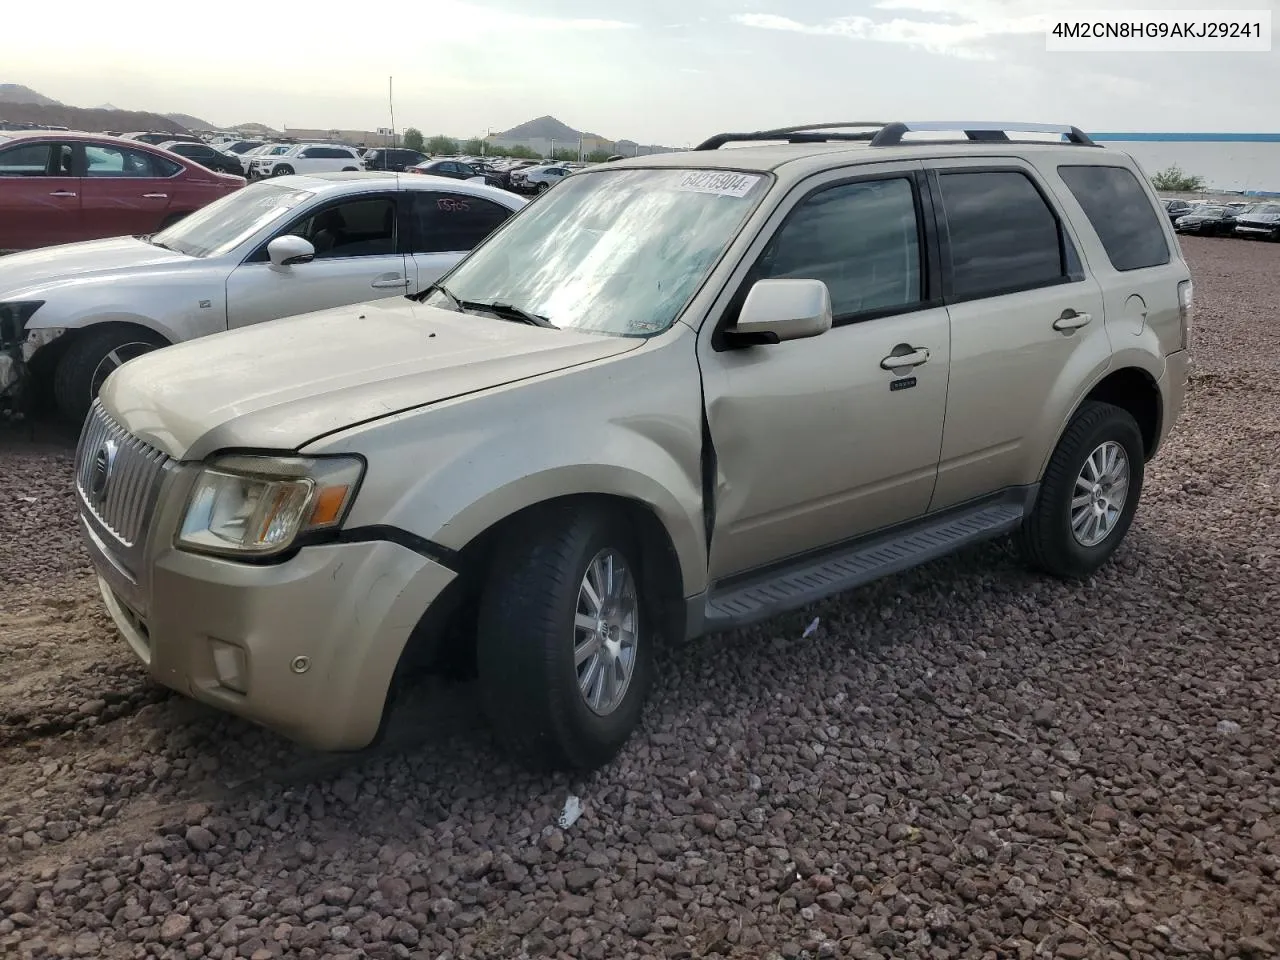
[936,170,1072,301]
[298,148,318,159]
[1058,165,1172,272]
[288,196,397,259]
[84,145,171,178]
[0,143,54,176]
[412,193,513,253]
[753,177,922,320]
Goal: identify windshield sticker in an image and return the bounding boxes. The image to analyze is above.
[674,171,761,198]
[436,197,471,212]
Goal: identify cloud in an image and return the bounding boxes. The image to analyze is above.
[431,0,635,31]
[732,1,1063,59]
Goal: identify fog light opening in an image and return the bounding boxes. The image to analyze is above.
[210,640,248,694]
[290,656,311,675]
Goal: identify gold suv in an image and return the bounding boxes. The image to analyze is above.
[74,122,1192,771]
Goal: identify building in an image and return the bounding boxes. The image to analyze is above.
[281,127,399,149]
[1092,133,1280,195]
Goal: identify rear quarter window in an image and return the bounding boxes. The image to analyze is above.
[1057,165,1171,272]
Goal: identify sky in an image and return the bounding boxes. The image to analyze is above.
[6,0,1279,145]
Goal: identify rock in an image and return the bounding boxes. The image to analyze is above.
[391,921,420,946]
[161,914,192,942]
[3,883,37,914]
[693,814,718,834]
[185,826,216,852]
[623,900,653,937]
[1239,936,1276,957]
[564,868,600,893]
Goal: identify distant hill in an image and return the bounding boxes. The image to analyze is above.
[230,122,280,136]
[0,83,60,106]
[0,101,189,134]
[499,115,602,142]
[166,112,219,131]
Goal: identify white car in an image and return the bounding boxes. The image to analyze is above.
[511,164,572,194]
[251,143,365,179]
[0,173,526,422]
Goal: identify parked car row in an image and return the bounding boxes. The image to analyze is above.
[0,172,526,422]
[1161,196,1280,240]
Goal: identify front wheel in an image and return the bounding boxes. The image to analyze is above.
[1018,401,1145,580]
[535,182,549,194]
[272,164,294,177]
[476,505,653,771]
[53,327,168,425]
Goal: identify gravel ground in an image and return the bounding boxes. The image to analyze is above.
[1,235,1278,960]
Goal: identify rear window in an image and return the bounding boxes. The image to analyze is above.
[1058,165,1170,272]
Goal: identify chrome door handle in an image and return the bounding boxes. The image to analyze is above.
[880,347,930,370]
[371,276,410,289]
[49,190,77,197]
[1053,311,1092,331]
[143,193,168,199]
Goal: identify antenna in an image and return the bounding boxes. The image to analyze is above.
[388,76,396,148]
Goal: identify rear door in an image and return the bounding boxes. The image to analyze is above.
[921,158,1110,511]
[0,139,80,249]
[79,143,179,238]
[224,189,408,328]
[404,190,517,291]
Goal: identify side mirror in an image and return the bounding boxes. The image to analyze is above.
[723,278,832,347]
[267,235,315,267]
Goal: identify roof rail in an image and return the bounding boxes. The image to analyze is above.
[869,121,1097,147]
[695,122,887,151]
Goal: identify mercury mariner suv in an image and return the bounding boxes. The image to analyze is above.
[73,121,1192,771]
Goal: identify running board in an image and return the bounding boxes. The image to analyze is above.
[700,488,1035,633]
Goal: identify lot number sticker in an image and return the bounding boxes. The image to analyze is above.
[675,171,761,198]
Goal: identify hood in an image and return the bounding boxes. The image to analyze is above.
[1240,212,1280,223]
[0,237,190,299]
[100,296,642,461]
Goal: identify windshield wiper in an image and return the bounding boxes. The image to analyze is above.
[459,299,558,329]
[413,282,461,307]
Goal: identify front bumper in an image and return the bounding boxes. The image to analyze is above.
[82,507,456,751]
[1235,223,1275,236]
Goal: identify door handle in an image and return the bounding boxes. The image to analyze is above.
[371,276,410,289]
[143,193,168,199]
[880,347,930,370]
[49,190,77,197]
[1053,311,1092,331]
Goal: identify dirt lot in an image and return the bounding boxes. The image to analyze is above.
[1,236,1279,960]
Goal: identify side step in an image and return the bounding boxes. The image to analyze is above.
[701,489,1034,633]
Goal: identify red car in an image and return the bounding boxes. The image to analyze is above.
[0,131,245,251]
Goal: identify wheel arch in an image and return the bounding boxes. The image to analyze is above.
[1043,364,1164,476]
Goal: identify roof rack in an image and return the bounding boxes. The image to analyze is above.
[695,120,1098,151]
[694,122,887,151]
[869,121,1097,147]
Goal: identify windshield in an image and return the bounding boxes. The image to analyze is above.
[425,167,769,336]
[1198,206,1226,217]
[151,182,314,258]
[1255,204,1280,215]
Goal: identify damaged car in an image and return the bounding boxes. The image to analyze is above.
[0,171,525,423]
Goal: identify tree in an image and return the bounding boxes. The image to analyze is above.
[402,128,424,152]
[463,138,486,156]
[506,144,539,159]
[425,134,459,156]
[585,149,613,163]
[551,148,578,162]
[1150,164,1206,192]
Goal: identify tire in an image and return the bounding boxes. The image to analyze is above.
[53,327,168,425]
[341,166,358,172]
[476,504,654,771]
[272,164,294,177]
[1018,401,1145,580]
[535,182,549,194]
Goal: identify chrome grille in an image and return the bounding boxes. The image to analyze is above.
[76,400,170,547]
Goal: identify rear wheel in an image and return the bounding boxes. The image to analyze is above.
[1018,401,1144,580]
[53,327,168,425]
[476,505,653,771]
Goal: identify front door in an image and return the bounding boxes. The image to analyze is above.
[698,164,951,579]
[0,139,80,249]
[920,159,1111,511]
[79,143,178,238]
[225,191,409,329]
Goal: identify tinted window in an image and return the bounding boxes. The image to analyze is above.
[0,143,58,176]
[285,196,397,259]
[753,177,921,319]
[1057,165,1171,272]
[84,145,174,178]
[937,170,1066,300]
[412,193,512,253]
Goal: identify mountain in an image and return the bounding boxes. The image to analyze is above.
[166,112,219,131]
[0,101,188,134]
[499,115,602,142]
[94,103,121,111]
[0,83,60,106]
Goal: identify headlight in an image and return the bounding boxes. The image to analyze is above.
[176,454,364,558]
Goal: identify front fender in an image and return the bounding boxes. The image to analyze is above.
[307,332,710,597]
